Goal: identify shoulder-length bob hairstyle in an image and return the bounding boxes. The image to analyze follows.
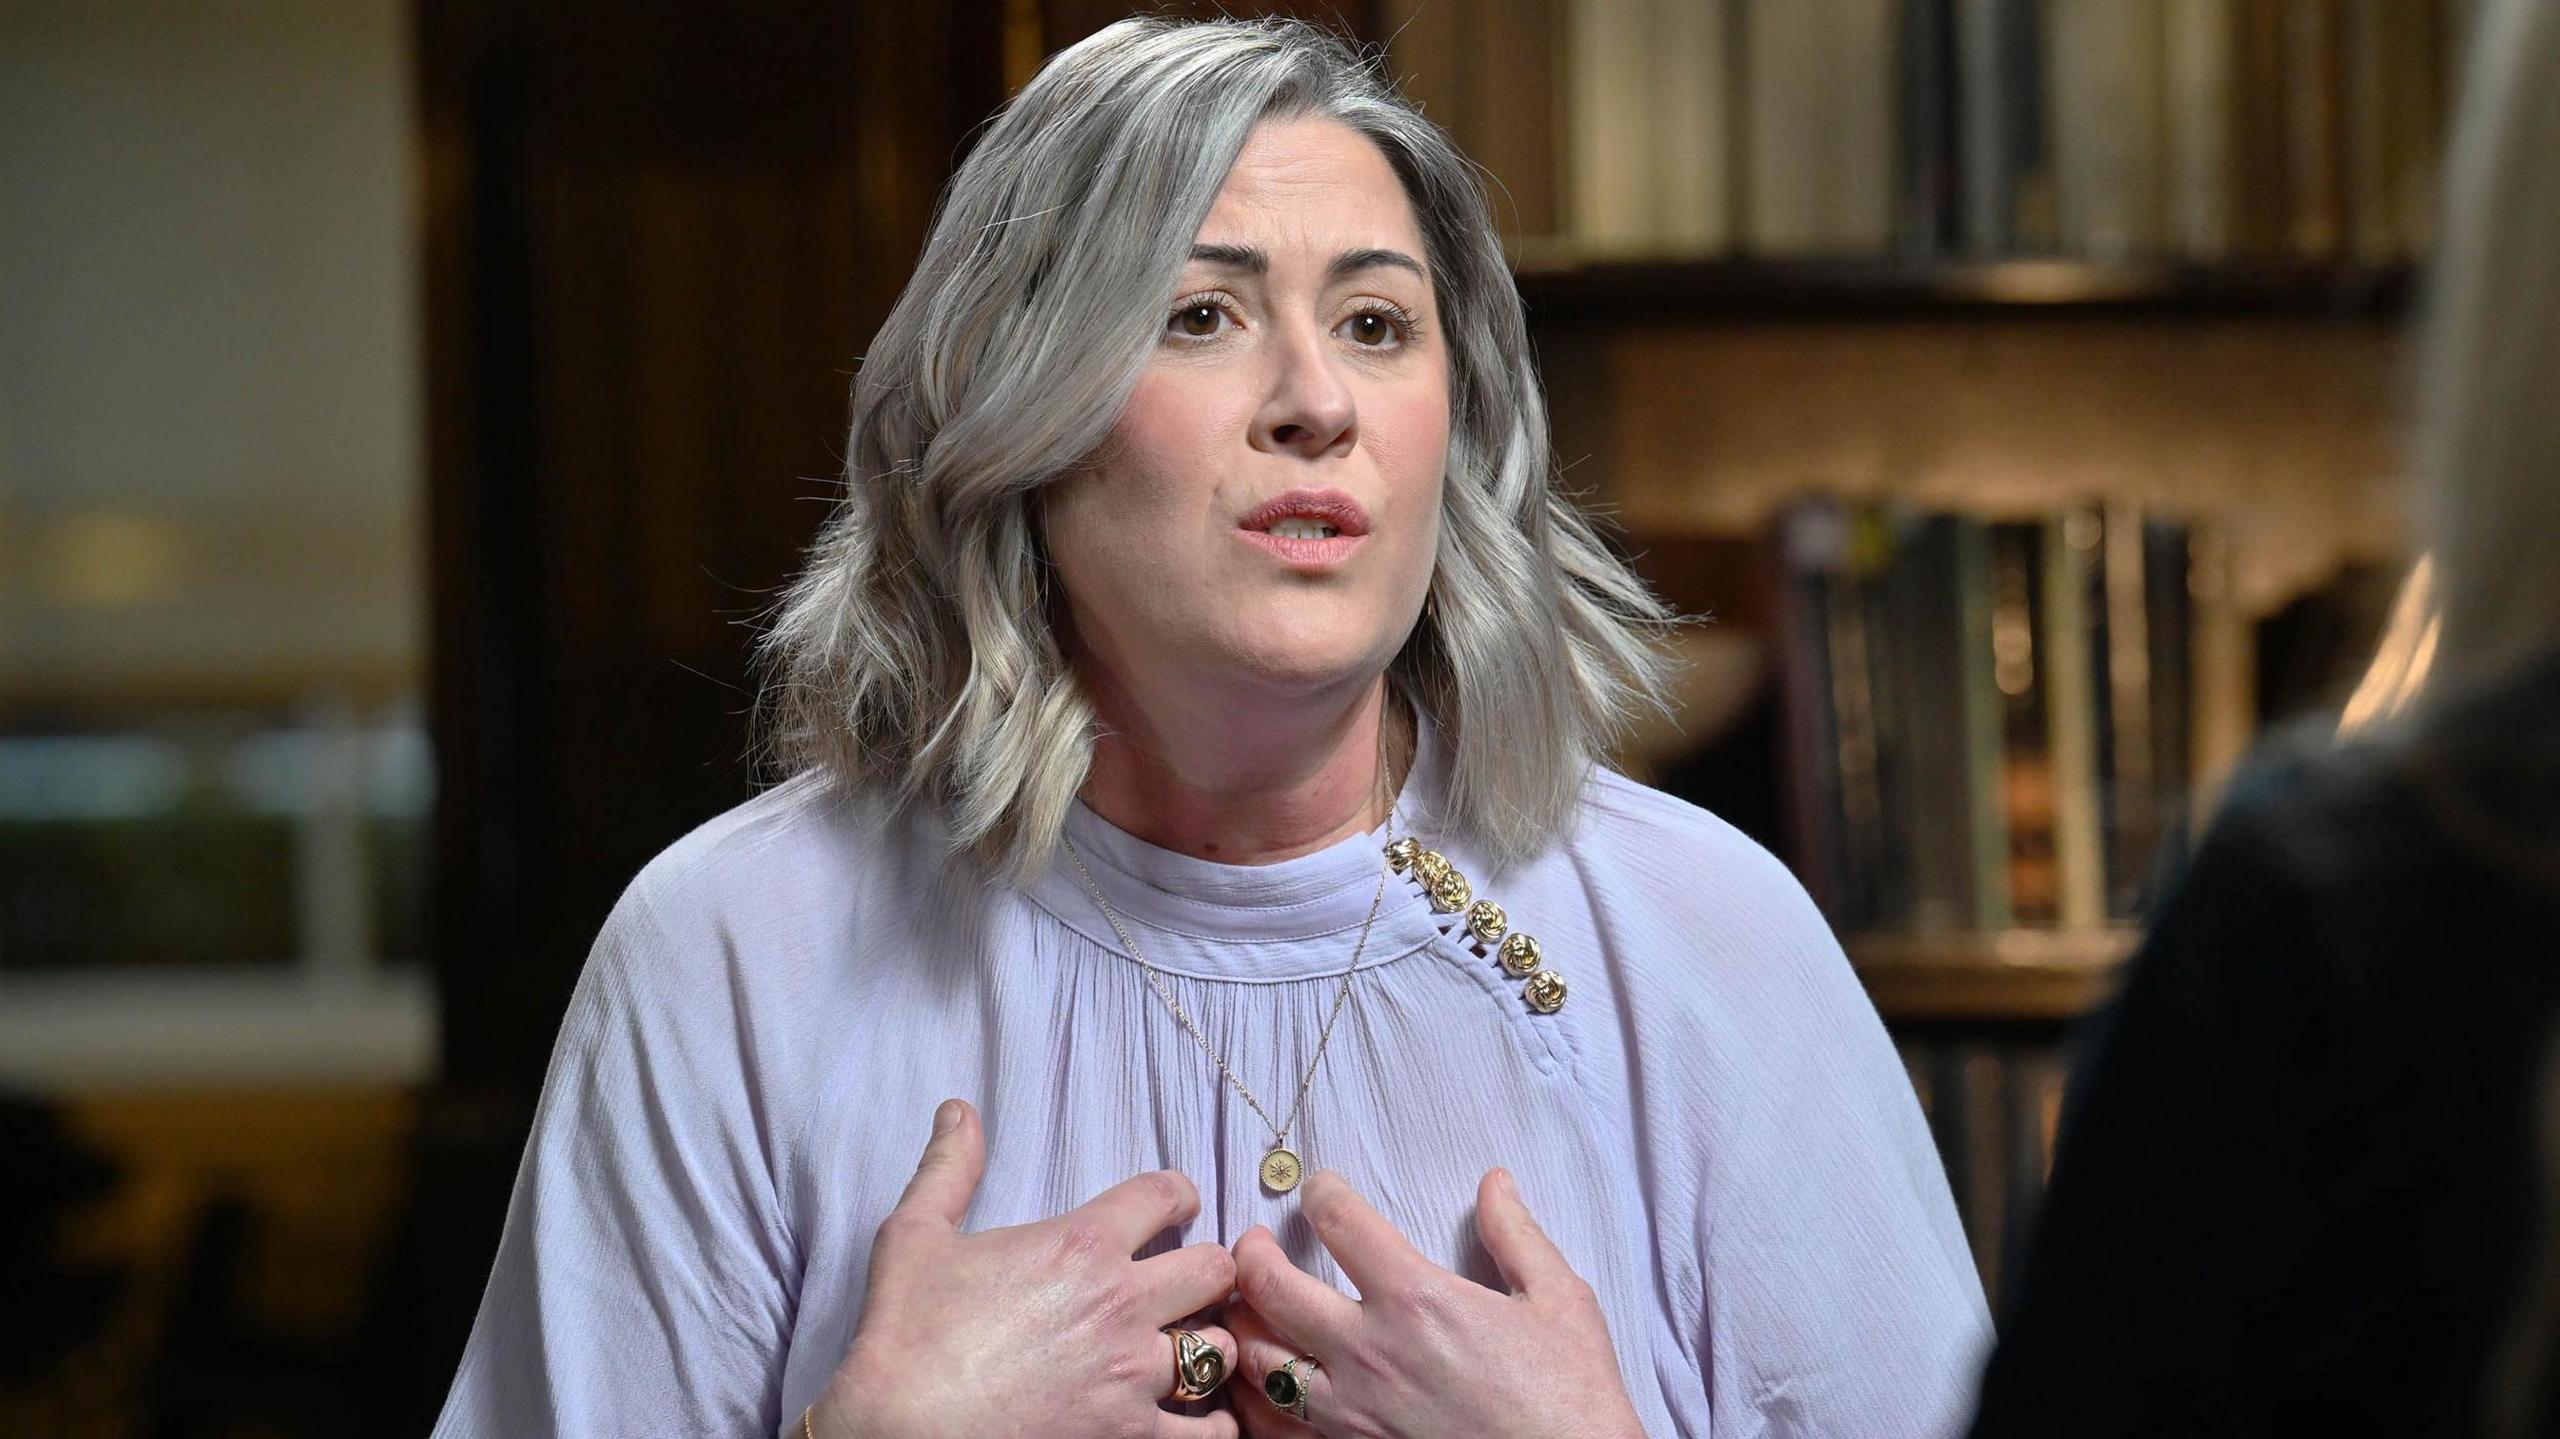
[755,15,1670,881]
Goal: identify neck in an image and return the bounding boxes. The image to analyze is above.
[1077,675,1407,865]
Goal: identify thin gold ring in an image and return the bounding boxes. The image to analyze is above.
[1164,1326,1226,1401]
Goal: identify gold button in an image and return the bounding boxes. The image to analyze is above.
[1524,969,1568,1014]
[1412,849,1452,886]
[1466,899,1508,946]
[1384,837,1421,873]
[1498,932,1542,978]
[1428,868,1473,913]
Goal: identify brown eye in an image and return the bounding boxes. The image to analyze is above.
[1341,310,1403,347]
[1171,304,1223,338]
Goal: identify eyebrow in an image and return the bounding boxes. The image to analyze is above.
[1188,243,1428,282]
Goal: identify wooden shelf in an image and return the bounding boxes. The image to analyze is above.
[1846,927,2138,1024]
[1514,257,2416,325]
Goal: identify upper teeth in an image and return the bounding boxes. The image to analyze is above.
[1268,518,1339,539]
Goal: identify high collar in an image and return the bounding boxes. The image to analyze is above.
[1023,708,1464,982]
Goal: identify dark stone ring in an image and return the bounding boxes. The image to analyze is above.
[1263,1354,1320,1420]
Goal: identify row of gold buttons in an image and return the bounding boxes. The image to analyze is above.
[1383,837,1568,1014]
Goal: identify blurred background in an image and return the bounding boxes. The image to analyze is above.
[0,0,2464,1432]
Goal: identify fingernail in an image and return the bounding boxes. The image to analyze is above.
[932,1099,962,1135]
[1495,1166,1517,1196]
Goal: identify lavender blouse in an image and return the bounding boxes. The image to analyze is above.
[432,718,1990,1437]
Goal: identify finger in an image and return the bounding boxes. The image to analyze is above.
[1298,1169,1430,1301]
[888,1099,983,1229]
[1155,1406,1240,1439]
[1073,1168,1203,1253]
[1231,1225,1359,1349]
[1225,1300,1327,1438]
[1475,1166,1575,1297]
[1137,1240,1239,1318]
[1157,1321,1238,1402]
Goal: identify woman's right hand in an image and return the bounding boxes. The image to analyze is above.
[808,1100,1241,1439]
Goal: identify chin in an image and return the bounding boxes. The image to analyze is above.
[1202,629,1390,699]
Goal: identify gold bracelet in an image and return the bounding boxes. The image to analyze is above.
[802,1404,816,1439]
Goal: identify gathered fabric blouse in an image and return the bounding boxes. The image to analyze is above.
[432,717,1990,1438]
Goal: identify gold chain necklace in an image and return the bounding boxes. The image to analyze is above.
[1061,733,1399,1194]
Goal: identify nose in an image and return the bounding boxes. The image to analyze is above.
[1250,322,1357,460]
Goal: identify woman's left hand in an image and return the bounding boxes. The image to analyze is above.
[1222,1167,1646,1439]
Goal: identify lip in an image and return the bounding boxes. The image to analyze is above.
[1237,489,1373,537]
[1235,488,1372,571]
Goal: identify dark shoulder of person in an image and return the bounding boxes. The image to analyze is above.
[1971,652,2560,1439]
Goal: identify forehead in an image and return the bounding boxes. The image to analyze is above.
[1193,116,1426,260]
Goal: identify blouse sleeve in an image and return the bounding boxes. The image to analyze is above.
[1684,905,1995,1439]
[431,877,800,1438]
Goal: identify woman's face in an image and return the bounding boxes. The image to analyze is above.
[1045,116,1450,724]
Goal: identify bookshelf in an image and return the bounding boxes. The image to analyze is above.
[1517,256,2416,323]
[1847,927,2137,1023]
[1392,0,2468,1298]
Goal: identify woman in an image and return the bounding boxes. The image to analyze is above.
[432,17,1987,1439]
[1966,2,2560,1434]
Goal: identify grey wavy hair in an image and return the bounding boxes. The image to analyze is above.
[753,15,1671,881]
[2411,0,2560,698]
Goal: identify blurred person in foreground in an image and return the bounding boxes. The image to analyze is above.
[1966,3,2560,1434]
[430,17,1987,1439]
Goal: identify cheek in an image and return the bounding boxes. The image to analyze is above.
[1362,382,1450,559]
[1113,368,1247,488]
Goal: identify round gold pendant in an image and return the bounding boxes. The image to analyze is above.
[1259,1147,1303,1193]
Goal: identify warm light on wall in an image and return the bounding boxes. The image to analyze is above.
[34,511,186,609]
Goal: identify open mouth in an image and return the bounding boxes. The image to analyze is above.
[1238,489,1372,539]
[1236,490,1370,569]
[1263,517,1343,540]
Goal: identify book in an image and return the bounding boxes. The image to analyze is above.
[1991,521,2059,926]
[1565,0,1654,255]
[1888,513,1984,931]
[1743,0,1828,252]
[1957,515,2015,929]
[2165,0,2237,258]
[2048,0,2168,260]
[1653,0,1735,255]
[2282,0,2346,259]
[2041,511,2107,930]
[1899,0,1962,254]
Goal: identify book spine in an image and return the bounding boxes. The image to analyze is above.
[1957,516,2015,928]
[2144,519,2199,884]
[1652,0,1734,255]
[1566,0,1654,256]
[2283,0,2346,259]
[1773,503,1849,916]
[1825,513,1890,931]
[2340,0,2396,260]
[1955,0,2018,255]
[1744,0,1828,253]
[2102,504,2160,920]
[2231,0,2291,256]
[2165,0,2236,258]
[2049,0,2168,259]
[2041,513,2107,930]
[1891,514,1981,931]
[1991,521,2058,926]
[1830,0,1901,252]
[1479,0,1565,246]
[2188,525,2254,827]
[1899,0,1962,255]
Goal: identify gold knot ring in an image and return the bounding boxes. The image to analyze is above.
[1164,1327,1226,1401]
